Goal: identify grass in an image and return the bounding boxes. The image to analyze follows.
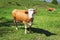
[0,0,60,40]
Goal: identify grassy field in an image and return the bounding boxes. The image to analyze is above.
[0,0,60,40]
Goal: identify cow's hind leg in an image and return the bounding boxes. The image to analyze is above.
[14,18,18,30]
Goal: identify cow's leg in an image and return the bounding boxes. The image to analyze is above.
[28,18,33,33]
[14,18,18,30]
[23,21,27,34]
[25,24,27,34]
[28,21,32,33]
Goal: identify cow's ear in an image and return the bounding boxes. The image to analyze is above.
[34,10,37,14]
[25,10,28,14]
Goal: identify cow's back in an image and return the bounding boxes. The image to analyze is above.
[12,9,28,22]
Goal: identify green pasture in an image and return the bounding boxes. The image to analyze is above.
[0,0,60,40]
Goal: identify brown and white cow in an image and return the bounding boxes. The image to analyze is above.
[12,9,37,34]
[47,8,55,12]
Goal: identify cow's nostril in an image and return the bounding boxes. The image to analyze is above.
[31,18,33,19]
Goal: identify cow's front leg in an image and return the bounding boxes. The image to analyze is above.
[25,24,27,34]
[23,21,28,34]
[28,21,33,33]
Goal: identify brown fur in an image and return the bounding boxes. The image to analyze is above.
[12,9,36,34]
[12,9,28,22]
[48,8,55,11]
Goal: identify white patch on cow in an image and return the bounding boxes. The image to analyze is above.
[28,21,32,26]
[16,27,18,30]
[28,9,35,19]
[25,25,27,34]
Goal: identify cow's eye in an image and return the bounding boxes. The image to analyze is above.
[25,11,28,14]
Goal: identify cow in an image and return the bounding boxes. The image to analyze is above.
[47,8,55,12]
[12,8,37,34]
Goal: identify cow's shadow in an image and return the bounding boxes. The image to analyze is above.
[0,17,56,37]
[0,17,24,37]
[27,27,56,36]
[0,17,24,27]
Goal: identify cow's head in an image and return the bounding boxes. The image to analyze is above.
[25,8,36,19]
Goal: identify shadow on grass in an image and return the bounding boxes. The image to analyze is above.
[0,27,15,37]
[0,17,24,27]
[0,17,24,37]
[27,27,56,36]
[0,17,56,37]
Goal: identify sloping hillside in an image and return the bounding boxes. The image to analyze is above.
[0,0,60,8]
[0,0,60,40]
